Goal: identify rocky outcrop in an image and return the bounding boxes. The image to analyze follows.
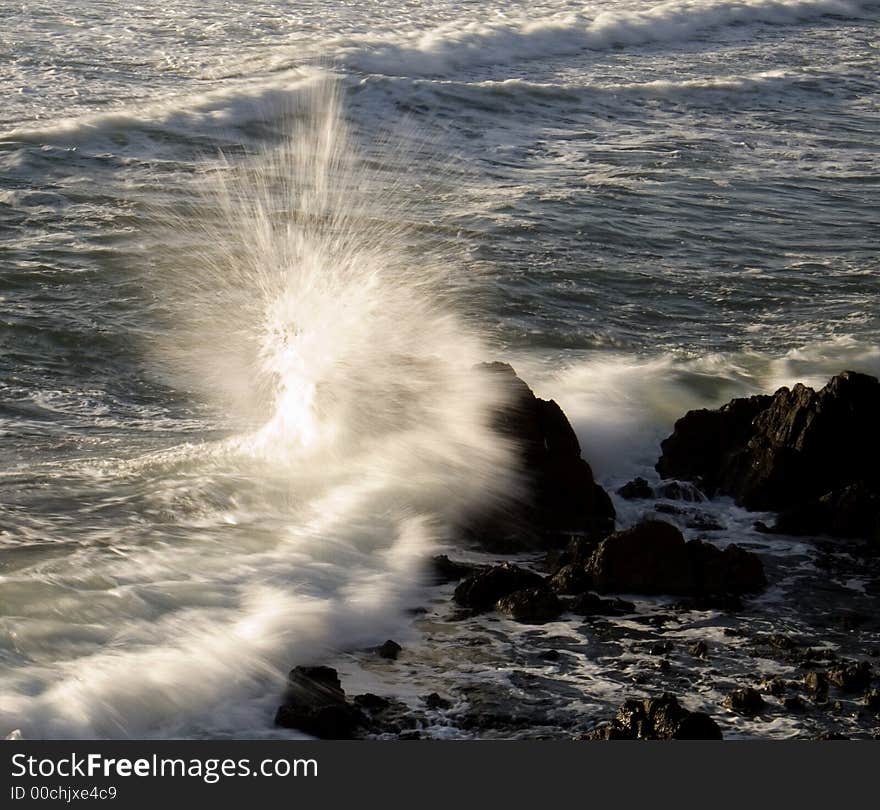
[462,363,615,550]
[452,562,544,612]
[585,519,765,596]
[586,695,722,740]
[656,393,772,495]
[275,666,364,739]
[656,371,880,541]
[495,587,562,624]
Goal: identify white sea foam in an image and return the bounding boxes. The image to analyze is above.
[341,0,877,77]
[0,78,517,738]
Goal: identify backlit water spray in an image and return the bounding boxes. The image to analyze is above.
[0,76,514,739]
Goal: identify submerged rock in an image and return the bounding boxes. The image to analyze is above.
[275,666,364,739]
[656,371,880,540]
[587,694,722,740]
[462,363,616,550]
[453,562,544,612]
[585,519,765,597]
[496,587,562,624]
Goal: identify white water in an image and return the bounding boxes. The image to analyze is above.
[1,0,878,739]
[0,82,518,738]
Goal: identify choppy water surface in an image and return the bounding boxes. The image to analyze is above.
[1,0,878,738]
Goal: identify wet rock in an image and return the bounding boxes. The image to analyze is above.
[804,671,829,698]
[723,687,766,716]
[784,696,807,712]
[657,372,880,538]
[376,639,402,660]
[275,666,364,739]
[827,660,872,692]
[586,519,765,596]
[771,483,880,542]
[430,554,479,584]
[864,689,880,713]
[618,477,654,500]
[545,536,600,572]
[547,563,592,594]
[422,693,452,711]
[587,520,696,595]
[353,694,419,735]
[462,363,616,550]
[688,640,708,659]
[656,481,706,502]
[453,562,544,612]
[688,538,767,594]
[496,587,562,624]
[759,676,787,697]
[353,693,391,712]
[656,393,773,494]
[587,694,722,740]
[568,592,635,616]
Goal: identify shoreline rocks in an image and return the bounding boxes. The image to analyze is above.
[656,371,880,541]
[461,363,615,551]
[586,695,723,740]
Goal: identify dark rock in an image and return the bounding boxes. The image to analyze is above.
[618,477,654,500]
[376,640,402,660]
[422,693,452,711]
[496,587,562,624]
[453,562,544,612]
[545,536,600,572]
[656,372,880,537]
[586,520,765,596]
[430,554,479,584]
[723,687,766,716]
[587,694,722,740]
[587,520,696,595]
[275,666,363,739]
[804,671,829,697]
[815,732,848,740]
[759,676,787,697]
[784,696,807,712]
[864,689,880,713]
[688,539,767,594]
[656,393,773,494]
[568,592,635,616]
[463,363,616,549]
[771,483,880,541]
[827,660,872,692]
[656,481,706,502]
[547,563,592,594]
[353,693,391,711]
[688,640,708,659]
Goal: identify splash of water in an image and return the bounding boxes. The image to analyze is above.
[0,77,514,739]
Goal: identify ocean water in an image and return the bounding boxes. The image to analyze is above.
[1,0,878,739]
